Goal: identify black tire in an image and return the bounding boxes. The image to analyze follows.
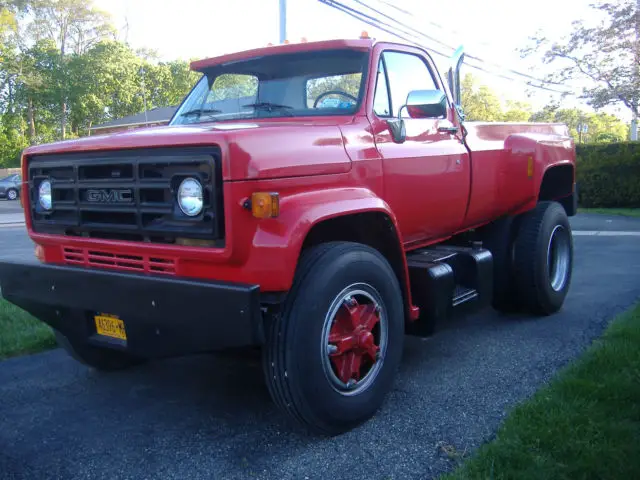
[262,241,404,435]
[55,330,144,371]
[513,201,573,315]
[6,188,18,201]
[479,216,520,312]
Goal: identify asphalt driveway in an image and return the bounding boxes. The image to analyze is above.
[1,215,640,479]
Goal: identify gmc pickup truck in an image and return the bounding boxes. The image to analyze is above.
[0,36,576,435]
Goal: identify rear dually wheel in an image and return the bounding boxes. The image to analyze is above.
[513,201,573,314]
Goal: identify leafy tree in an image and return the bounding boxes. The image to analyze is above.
[502,101,533,122]
[0,112,28,167]
[530,104,628,142]
[461,73,504,121]
[522,0,640,125]
[24,0,115,138]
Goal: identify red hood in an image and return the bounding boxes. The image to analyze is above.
[23,119,353,181]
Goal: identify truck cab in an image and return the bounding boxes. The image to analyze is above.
[0,37,576,435]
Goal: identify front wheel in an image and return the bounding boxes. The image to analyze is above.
[263,242,405,435]
[513,201,573,315]
[6,189,18,201]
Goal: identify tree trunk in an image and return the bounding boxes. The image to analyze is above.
[28,97,36,143]
[61,101,66,140]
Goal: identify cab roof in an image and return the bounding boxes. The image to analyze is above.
[190,38,376,71]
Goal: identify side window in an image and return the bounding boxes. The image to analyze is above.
[373,59,391,117]
[382,51,438,118]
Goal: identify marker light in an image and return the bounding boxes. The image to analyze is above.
[251,192,279,218]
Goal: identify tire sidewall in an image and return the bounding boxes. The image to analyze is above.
[525,203,573,311]
[285,246,404,428]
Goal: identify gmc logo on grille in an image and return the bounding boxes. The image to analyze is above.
[86,189,133,203]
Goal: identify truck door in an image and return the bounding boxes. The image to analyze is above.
[369,46,471,246]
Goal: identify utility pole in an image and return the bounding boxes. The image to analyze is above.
[279,0,287,43]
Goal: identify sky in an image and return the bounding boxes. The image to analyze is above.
[93,0,626,120]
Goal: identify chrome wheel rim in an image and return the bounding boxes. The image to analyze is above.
[320,283,388,396]
[7,190,16,200]
[547,225,571,291]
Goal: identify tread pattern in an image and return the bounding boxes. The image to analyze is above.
[263,242,348,433]
[262,241,399,435]
[513,201,570,314]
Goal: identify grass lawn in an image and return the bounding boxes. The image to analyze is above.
[579,207,640,218]
[443,303,640,480]
[0,297,56,360]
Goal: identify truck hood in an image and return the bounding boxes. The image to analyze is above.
[23,120,353,181]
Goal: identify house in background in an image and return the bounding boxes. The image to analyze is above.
[89,106,178,135]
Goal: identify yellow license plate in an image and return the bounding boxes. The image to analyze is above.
[94,314,127,341]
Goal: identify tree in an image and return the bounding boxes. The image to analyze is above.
[0,112,28,167]
[25,0,115,138]
[502,100,533,122]
[530,104,628,142]
[0,0,201,165]
[460,73,504,121]
[522,1,640,136]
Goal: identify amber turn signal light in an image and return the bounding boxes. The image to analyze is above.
[251,192,279,218]
[34,245,44,262]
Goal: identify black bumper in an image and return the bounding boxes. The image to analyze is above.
[0,262,263,358]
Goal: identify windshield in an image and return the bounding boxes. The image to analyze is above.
[170,48,369,125]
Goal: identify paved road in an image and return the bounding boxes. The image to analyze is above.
[1,215,640,480]
[571,212,640,232]
[0,226,35,265]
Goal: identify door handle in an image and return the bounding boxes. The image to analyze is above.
[438,125,459,134]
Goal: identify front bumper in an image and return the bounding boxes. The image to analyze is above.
[0,262,263,358]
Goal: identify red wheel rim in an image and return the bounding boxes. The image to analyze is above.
[321,284,387,395]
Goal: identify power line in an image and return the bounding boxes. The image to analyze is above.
[319,0,573,95]
[351,0,568,90]
[317,0,448,58]
[371,0,496,50]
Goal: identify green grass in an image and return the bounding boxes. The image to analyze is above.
[0,297,56,360]
[442,303,640,480]
[579,207,640,218]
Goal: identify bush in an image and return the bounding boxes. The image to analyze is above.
[576,142,640,208]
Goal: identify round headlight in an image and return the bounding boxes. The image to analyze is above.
[177,177,203,216]
[38,180,52,211]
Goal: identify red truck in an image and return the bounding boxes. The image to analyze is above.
[0,37,576,435]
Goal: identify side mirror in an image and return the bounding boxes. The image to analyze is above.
[402,90,448,119]
[386,90,449,143]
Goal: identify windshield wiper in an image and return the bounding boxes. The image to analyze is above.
[180,107,222,117]
[243,102,294,115]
